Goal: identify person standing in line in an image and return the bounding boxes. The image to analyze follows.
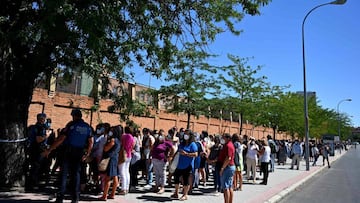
[171,130,198,201]
[151,129,175,194]
[129,129,142,192]
[219,133,236,203]
[118,126,135,195]
[290,140,302,170]
[99,126,121,200]
[258,139,271,185]
[27,113,52,190]
[89,123,107,193]
[207,135,222,195]
[232,134,244,191]
[167,129,179,187]
[142,128,155,189]
[42,109,93,203]
[267,135,278,172]
[246,137,259,183]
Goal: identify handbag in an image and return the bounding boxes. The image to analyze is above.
[98,157,110,172]
[118,146,126,164]
[169,152,180,174]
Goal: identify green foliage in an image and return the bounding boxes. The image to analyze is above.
[153,43,221,128]
[218,54,274,133]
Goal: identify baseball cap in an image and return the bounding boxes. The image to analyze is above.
[36,113,47,119]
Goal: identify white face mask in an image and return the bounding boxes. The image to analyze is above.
[184,134,190,140]
[158,135,164,142]
[108,131,113,136]
[220,138,225,145]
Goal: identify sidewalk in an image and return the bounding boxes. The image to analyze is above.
[0,149,347,203]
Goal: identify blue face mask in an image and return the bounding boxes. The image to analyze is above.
[45,122,51,128]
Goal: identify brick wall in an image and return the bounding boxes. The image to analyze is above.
[28,88,290,140]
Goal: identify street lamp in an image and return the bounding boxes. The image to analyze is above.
[302,0,346,171]
[337,98,351,139]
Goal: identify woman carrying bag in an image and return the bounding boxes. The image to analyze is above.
[99,126,121,201]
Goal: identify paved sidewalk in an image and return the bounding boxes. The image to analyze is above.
[0,149,347,203]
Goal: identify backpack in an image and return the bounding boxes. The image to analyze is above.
[270,142,277,154]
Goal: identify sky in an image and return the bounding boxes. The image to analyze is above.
[133,0,360,127]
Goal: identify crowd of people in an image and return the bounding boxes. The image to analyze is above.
[26,109,348,203]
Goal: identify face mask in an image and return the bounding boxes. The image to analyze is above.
[184,134,190,140]
[251,141,255,145]
[220,138,225,145]
[154,134,159,139]
[108,131,113,136]
[158,135,164,141]
[167,135,172,140]
[96,129,102,134]
[204,137,209,142]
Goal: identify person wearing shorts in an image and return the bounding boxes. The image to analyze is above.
[218,133,235,203]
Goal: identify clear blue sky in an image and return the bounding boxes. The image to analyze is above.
[134,0,360,127]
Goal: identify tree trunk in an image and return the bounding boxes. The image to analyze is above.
[272,127,277,140]
[239,113,243,135]
[0,64,35,190]
[187,111,191,130]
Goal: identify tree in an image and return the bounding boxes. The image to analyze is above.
[153,43,219,129]
[0,0,271,189]
[219,54,271,135]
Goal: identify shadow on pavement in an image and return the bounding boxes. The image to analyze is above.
[136,195,173,202]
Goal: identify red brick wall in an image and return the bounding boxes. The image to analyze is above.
[28,88,289,139]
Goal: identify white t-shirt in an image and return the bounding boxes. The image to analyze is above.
[261,146,271,163]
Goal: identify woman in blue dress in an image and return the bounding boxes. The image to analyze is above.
[99,125,121,200]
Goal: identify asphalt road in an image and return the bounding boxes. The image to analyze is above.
[278,147,360,203]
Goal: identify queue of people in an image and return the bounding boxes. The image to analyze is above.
[26,110,342,203]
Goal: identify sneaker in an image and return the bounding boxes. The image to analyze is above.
[144,184,152,189]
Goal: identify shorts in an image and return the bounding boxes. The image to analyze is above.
[221,165,235,190]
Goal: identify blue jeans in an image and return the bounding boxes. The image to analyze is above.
[57,147,83,202]
[220,165,235,190]
[146,159,153,184]
[214,164,221,192]
[270,153,276,172]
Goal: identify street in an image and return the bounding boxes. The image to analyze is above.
[278,147,360,203]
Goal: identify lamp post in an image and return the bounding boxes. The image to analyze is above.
[302,0,346,171]
[337,98,351,139]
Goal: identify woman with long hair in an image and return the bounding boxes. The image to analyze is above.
[99,126,121,200]
[258,139,271,185]
[118,126,135,195]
